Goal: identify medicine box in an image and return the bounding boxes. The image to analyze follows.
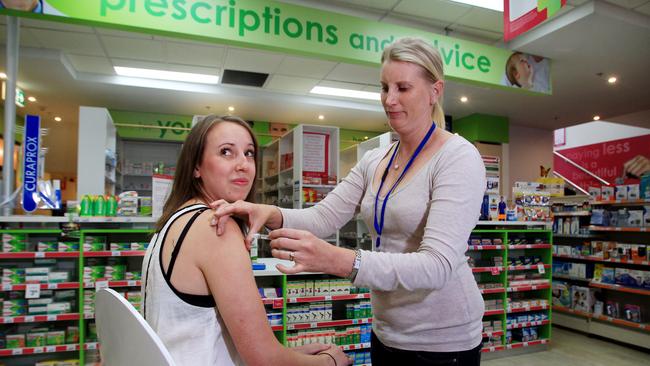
[601,186,614,201]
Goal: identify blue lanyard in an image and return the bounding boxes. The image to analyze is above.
[373,122,436,249]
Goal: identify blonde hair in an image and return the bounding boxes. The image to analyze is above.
[381,37,445,130]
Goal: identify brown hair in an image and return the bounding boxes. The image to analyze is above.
[506,52,523,87]
[381,37,446,130]
[155,115,258,231]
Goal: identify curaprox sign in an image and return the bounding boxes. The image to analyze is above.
[22,115,40,213]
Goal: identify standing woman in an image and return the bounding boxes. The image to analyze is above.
[213,38,486,365]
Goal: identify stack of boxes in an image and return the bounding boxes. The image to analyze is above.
[2,233,27,252]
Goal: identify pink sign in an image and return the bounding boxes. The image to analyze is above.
[504,0,567,42]
[553,134,650,191]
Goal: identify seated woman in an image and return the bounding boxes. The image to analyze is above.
[141,115,349,366]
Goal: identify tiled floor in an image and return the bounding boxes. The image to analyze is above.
[482,326,649,366]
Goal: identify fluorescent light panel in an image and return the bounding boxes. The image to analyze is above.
[114,66,219,84]
[449,0,503,12]
[310,86,380,101]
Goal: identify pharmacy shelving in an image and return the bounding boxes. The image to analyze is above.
[115,138,181,196]
[0,314,81,325]
[287,318,372,331]
[0,227,153,365]
[0,219,555,363]
[553,253,649,266]
[551,197,650,349]
[338,132,397,251]
[259,125,340,247]
[0,229,84,365]
[469,225,553,357]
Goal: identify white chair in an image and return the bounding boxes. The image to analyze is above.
[95,288,176,366]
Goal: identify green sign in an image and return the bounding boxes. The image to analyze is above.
[110,110,193,141]
[1,0,550,93]
[1,82,25,107]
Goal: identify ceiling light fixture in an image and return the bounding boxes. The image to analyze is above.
[460,96,468,103]
[54,116,62,122]
[449,0,503,12]
[593,115,600,121]
[0,72,6,79]
[27,96,37,102]
[607,76,617,84]
[114,66,220,84]
[318,115,324,120]
[310,86,380,101]
[228,106,235,112]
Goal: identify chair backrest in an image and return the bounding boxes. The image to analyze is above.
[95,288,176,366]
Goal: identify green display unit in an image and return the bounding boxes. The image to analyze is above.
[470,226,553,355]
[0,222,552,364]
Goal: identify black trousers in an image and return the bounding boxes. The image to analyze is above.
[371,331,482,366]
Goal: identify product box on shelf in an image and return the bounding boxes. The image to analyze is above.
[570,286,593,313]
[601,186,615,201]
[627,184,640,201]
[640,175,650,199]
[552,281,571,307]
[588,187,601,201]
[623,304,642,323]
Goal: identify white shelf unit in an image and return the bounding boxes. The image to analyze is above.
[76,107,117,199]
[260,125,341,245]
[260,139,280,206]
[551,198,650,348]
[339,132,398,251]
[116,139,182,196]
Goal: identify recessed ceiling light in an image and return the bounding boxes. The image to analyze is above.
[114,66,220,84]
[450,0,503,12]
[318,115,324,120]
[54,116,62,122]
[27,96,37,102]
[228,106,235,112]
[593,115,600,121]
[607,76,617,84]
[0,72,6,79]
[460,96,468,103]
[310,86,380,101]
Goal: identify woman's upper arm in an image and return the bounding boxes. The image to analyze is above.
[192,214,282,365]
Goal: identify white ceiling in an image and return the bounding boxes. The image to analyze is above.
[0,0,649,175]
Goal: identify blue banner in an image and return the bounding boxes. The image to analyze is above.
[22,115,40,212]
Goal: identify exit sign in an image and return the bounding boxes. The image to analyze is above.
[1,81,25,107]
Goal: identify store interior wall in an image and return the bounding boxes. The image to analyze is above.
[508,124,554,196]
[556,120,650,150]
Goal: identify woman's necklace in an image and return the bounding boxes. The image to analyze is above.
[393,145,401,170]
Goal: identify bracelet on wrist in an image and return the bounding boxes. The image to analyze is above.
[317,351,337,366]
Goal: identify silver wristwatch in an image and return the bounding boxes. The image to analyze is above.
[348,250,361,282]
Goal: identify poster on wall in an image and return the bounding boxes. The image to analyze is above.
[500,52,551,94]
[553,134,650,192]
[152,174,173,219]
[504,0,567,42]
[302,132,329,179]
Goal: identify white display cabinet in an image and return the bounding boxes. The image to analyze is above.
[339,132,398,250]
[339,145,358,180]
[258,125,340,246]
[76,107,117,200]
[116,138,182,196]
[261,139,280,206]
